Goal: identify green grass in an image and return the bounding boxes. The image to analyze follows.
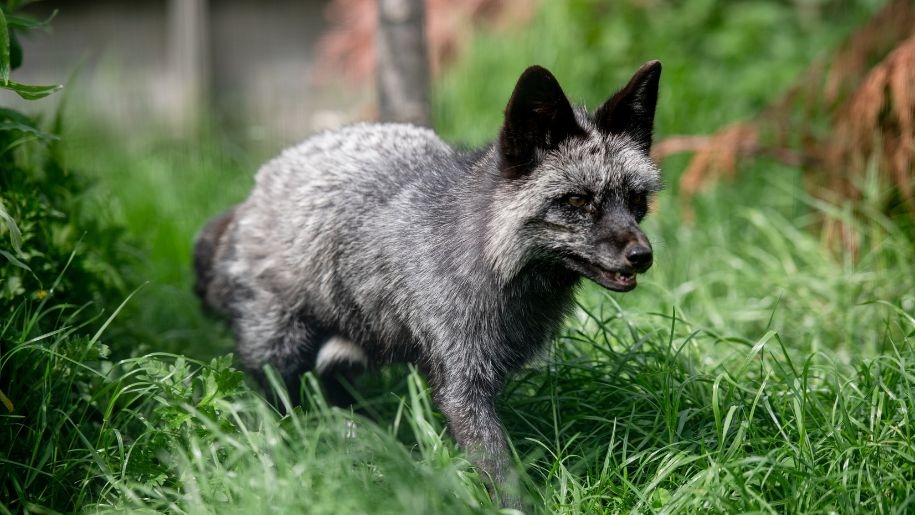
[3,0,915,513]
[53,127,255,358]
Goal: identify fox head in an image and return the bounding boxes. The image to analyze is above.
[485,61,662,292]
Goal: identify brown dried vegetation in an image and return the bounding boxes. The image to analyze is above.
[655,0,915,250]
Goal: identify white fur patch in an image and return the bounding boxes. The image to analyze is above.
[315,337,368,373]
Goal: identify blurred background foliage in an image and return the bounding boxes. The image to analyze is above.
[40,0,899,360]
[0,1,126,330]
[434,0,883,144]
[2,0,914,513]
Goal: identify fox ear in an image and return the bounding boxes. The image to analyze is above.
[595,60,661,153]
[499,65,584,177]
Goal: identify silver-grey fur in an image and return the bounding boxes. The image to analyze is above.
[194,61,663,507]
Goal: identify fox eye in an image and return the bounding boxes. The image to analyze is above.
[631,192,646,206]
[631,191,648,219]
[566,194,589,208]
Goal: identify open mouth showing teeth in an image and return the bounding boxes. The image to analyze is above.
[604,270,636,290]
[594,268,637,291]
[566,257,639,292]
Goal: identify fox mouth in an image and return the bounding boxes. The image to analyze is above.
[565,257,638,292]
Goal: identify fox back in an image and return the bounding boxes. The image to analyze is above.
[194,61,663,506]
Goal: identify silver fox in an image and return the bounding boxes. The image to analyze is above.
[194,61,662,504]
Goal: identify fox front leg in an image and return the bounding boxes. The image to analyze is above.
[432,369,522,509]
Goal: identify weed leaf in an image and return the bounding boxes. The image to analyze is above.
[1,80,62,100]
[0,120,58,140]
[6,10,57,30]
[0,7,9,85]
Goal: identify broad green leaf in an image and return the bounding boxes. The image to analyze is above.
[1,80,61,100]
[0,248,30,271]
[0,198,30,271]
[0,120,58,140]
[0,198,24,256]
[0,106,34,124]
[6,10,57,30]
[0,7,10,85]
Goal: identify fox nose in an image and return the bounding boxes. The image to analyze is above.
[625,244,653,272]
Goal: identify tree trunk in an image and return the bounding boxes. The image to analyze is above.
[376,0,430,126]
[167,0,209,130]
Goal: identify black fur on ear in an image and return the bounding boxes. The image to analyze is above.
[595,60,662,153]
[499,65,585,178]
